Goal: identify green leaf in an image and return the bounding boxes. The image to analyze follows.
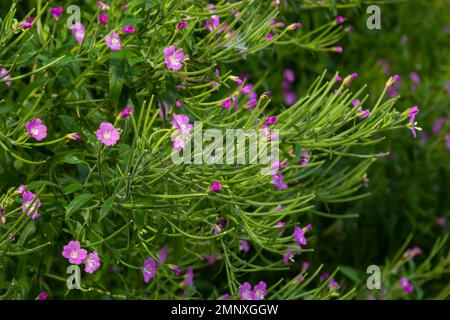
[109,51,126,107]
[65,194,95,218]
[99,196,115,222]
[63,183,83,194]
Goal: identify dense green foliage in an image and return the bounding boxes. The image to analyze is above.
[0,0,448,300]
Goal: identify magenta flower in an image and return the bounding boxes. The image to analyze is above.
[62,241,88,265]
[96,122,120,146]
[283,69,295,83]
[265,34,273,40]
[404,246,422,259]
[21,190,42,220]
[287,22,302,30]
[72,22,85,44]
[264,116,278,126]
[399,277,414,294]
[0,67,12,86]
[120,106,133,118]
[238,281,267,300]
[158,246,167,263]
[302,261,310,271]
[409,72,420,84]
[20,22,32,29]
[386,74,400,87]
[171,114,192,151]
[299,151,311,166]
[282,251,293,264]
[26,118,47,141]
[142,257,157,283]
[164,46,185,71]
[220,98,232,109]
[99,13,108,24]
[122,25,135,33]
[239,240,250,253]
[171,266,182,275]
[253,281,267,300]
[333,46,343,53]
[238,282,254,300]
[37,292,48,300]
[336,16,345,24]
[407,106,420,138]
[293,224,312,247]
[205,15,221,33]
[50,7,63,20]
[284,91,297,106]
[329,278,340,289]
[84,251,101,273]
[183,267,194,287]
[209,181,222,192]
[177,21,188,30]
[105,31,121,51]
[272,173,287,190]
[358,107,371,119]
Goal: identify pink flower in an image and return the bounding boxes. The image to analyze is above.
[158,246,167,263]
[171,266,182,275]
[99,13,108,24]
[293,224,312,247]
[84,252,101,273]
[358,107,371,119]
[183,267,194,287]
[238,282,254,300]
[122,25,135,33]
[26,118,47,141]
[287,22,302,30]
[386,74,400,87]
[208,181,222,192]
[142,257,157,283]
[284,91,297,106]
[0,67,12,86]
[404,246,421,259]
[97,1,110,10]
[283,69,295,83]
[177,21,188,30]
[275,221,285,233]
[239,240,250,253]
[264,116,278,126]
[265,34,273,40]
[409,72,420,84]
[62,241,88,265]
[272,173,287,190]
[37,292,48,300]
[332,46,343,53]
[21,190,41,220]
[336,16,345,24]
[96,122,120,146]
[282,251,293,264]
[164,46,185,71]
[20,22,32,29]
[105,31,121,51]
[238,281,267,300]
[399,277,414,294]
[302,261,310,271]
[120,106,133,118]
[71,22,85,44]
[171,114,192,151]
[50,7,63,20]
[407,106,420,138]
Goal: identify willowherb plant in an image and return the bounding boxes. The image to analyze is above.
[0,0,426,300]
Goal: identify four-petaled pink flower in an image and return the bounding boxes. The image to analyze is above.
[105,31,121,51]
[62,241,88,265]
[21,190,42,220]
[142,257,157,283]
[96,122,120,146]
[72,22,85,44]
[26,118,47,141]
[84,251,101,273]
[50,7,63,20]
[164,46,185,71]
[171,114,193,151]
